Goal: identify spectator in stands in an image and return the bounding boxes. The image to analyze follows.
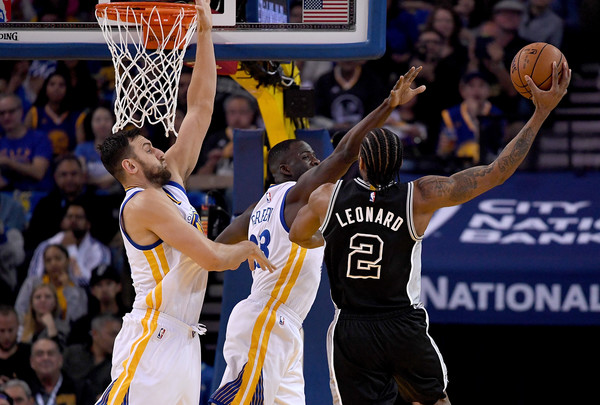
[0,194,26,305]
[57,61,99,111]
[470,0,529,120]
[453,0,477,45]
[0,94,54,192]
[177,67,193,115]
[519,0,564,47]
[93,62,116,106]
[0,306,34,384]
[191,93,260,212]
[0,62,32,112]
[425,5,470,65]
[1,61,55,117]
[74,105,121,194]
[385,0,433,73]
[437,71,506,165]
[195,93,259,177]
[18,283,70,348]
[16,245,87,327]
[409,29,450,155]
[409,29,444,87]
[63,314,121,404]
[27,203,111,286]
[314,61,388,133]
[24,154,120,251]
[383,93,428,160]
[67,264,128,346]
[26,338,77,405]
[1,379,34,405]
[24,70,86,156]
[422,5,470,112]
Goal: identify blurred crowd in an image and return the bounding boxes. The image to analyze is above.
[0,0,596,404]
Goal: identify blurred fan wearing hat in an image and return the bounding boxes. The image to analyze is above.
[88,264,121,288]
[67,264,129,346]
[470,0,530,120]
[493,0,526,14]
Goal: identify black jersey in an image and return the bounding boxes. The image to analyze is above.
[321,178,423,311]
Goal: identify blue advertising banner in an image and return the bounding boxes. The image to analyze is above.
[416,172,600,325]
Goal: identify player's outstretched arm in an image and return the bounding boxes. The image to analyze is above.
[130,189,275,272]
[166,0,217,182]
[413,62,570,232]
[289,183,334,248]
[286,67,426,222]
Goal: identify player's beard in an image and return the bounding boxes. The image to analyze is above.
[140,160,171,186]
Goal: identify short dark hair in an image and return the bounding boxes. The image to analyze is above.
[43,244,69,260]
[54,153,82,172]
[0,304,18,319]
[359,128,403,189]
[267,139,303,177]
[98,128,141,182]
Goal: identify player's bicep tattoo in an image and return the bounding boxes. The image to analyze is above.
[416,177,452,200]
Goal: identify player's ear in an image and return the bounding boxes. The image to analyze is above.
[122,158,138,175]
[358,156,366,172]
[279,163,292,177]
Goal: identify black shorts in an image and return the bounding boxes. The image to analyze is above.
[328,306,447,405]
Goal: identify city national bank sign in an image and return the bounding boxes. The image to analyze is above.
[418,173,600,325]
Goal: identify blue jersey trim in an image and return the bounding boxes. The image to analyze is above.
[279,186,293,233]
[167,180,186,193]
[120,190,163,250]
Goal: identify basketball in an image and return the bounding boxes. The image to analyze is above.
[510,42,567,99]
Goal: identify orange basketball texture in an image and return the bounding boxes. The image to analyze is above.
[510,42,567,99]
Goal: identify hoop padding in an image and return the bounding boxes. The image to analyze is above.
[95,2,198,135]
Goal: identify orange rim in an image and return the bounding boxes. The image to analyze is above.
[96,2,197,50]
[96,2,197,26]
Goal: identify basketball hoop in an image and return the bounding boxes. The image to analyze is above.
[95,2,198,135]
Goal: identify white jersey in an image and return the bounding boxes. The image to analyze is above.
[211,182,324,405]
[248,181,324,321]
[120,181,208,324]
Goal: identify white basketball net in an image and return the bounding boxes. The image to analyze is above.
[95,4,198,136]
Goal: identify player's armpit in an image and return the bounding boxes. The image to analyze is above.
[215,203,257,244]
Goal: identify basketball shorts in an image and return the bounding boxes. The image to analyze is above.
[209,292,305,405]
[328,306,448,405]
[96,308,204,405]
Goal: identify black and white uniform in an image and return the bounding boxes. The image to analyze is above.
[321,178,448,405]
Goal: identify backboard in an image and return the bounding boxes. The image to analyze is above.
[0,0,385,61]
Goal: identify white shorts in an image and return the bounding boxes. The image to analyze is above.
[96,308,203,405]
[210,292,305,405]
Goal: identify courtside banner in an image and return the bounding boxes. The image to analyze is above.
[418,172,600,325]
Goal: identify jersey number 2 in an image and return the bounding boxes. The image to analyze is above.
[346,233,383,279]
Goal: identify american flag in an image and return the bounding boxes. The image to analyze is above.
[303,0,349,24]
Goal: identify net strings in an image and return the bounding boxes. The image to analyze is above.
[96,5,198,136]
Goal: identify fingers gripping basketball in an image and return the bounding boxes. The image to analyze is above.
[510,42,568,99]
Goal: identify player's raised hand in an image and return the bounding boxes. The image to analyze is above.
[195,0,213,32]
[526,61,571,114]
[388,66,426,108]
